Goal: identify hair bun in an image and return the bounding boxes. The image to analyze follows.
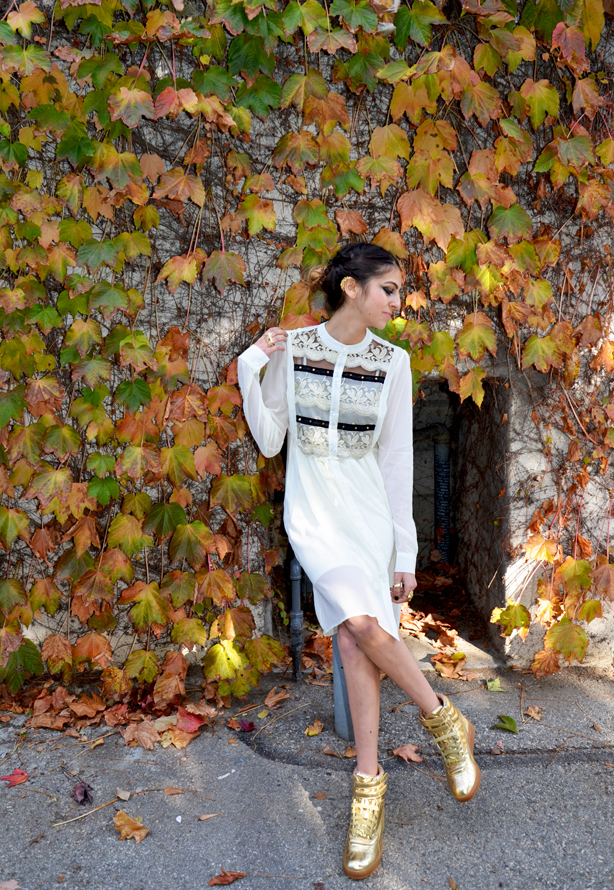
[307,264,327,291]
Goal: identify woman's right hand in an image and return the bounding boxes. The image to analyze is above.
[255,327,288,357]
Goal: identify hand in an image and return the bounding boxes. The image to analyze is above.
[255,327,287,357]
[390,572,417,604]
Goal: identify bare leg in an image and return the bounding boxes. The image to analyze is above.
[336,623,381,776]
[343,615,440,715]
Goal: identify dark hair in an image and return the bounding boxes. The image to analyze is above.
[307,243,401,312]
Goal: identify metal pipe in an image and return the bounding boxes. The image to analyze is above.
[414,423,451,563]
[332,634,355,743]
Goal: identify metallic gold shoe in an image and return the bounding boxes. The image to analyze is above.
[419,695,481,802]
[343,767,388,880]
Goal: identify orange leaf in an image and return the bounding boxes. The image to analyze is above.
[263,685,291,709]
[393,743,423,764]
[1,768,28,787]
[113,810,150,844]
[121,718,160,750]
[209,869,246,886]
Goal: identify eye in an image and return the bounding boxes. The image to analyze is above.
[384,287,394,296]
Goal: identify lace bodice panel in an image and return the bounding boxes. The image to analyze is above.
[291,327,395,459]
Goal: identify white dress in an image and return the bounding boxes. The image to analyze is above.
[237,323,418,641]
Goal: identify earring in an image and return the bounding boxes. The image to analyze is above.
[340,276,352,292]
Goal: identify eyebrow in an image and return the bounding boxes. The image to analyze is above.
[382,281,401,287]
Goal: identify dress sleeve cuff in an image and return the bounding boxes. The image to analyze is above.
[394,552,416,574]
[239,343,270,373]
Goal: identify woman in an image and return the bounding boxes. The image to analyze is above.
[238,243,481,880]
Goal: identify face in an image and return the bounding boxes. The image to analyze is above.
[356,265,403,329]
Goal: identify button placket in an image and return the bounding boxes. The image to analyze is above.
[329,351,346,458]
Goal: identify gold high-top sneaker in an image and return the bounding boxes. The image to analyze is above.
[419,695,481,802]
[343,766,388,880]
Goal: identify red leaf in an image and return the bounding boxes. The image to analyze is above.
[1,768,28,787]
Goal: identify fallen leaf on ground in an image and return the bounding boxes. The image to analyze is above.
[264,686,291,709]
[524,705,543,721]
[487,677,504,692]
[257,709,269,719]
[199,813,222,821]
[237,720,254,732]
[313,791,326,800]
[116,788,131,801]
[1,769,28,787]
[72,781,94,804]
[0,881,19,889]
[322,745,343,758]
[305,718,324,737]
[344,746,357,758]
[209,868,246,885]
[90,737,104,750]
[0,716,12,723]
[449,879,458,890]
[491,714,518,734]
[113,810,150,844]
[593,723,603,733]
[459,670,479,681]
[164,787,184,796]
[121,718,160,750]
[177,706,207,733]
[226,718,241,730]
[159,727,199,749]
[393,743,423,764]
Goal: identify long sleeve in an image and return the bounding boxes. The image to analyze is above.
[237,343,288,458]
[376,349,418,574]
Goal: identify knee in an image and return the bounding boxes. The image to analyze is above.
[343,615,380,644]
[337,623,360,659]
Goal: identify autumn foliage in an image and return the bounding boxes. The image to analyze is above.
[0,0,612,700]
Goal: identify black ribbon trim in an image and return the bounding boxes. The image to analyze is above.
[294,363,385,383]
[296,415,376,432]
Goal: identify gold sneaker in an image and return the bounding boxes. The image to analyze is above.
[419,695,481,802]
[343,767,388,880]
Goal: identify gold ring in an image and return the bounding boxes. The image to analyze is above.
[392,582,404,589]
[266,332,274,346]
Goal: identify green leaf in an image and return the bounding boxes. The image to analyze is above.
[491,714,519,734]
[77,53,123,90]
[87,476,119,507]
[519,79,560,129]
[193,66,237,102]
[393,1,447,49]
[43,424,81,459]
[169,522,214,569]
[522,334,562,372]
[555,557,592,593]
[143,503,187,539]
[486,677,505,692]
[199,569,236,606]
[0,388,25,426]
[0,578,27,613]
[125,649,159,684]
[236,75,281,119]
[87,281,129,319]
[545,615,589,664]
[228,34,275,80]
[128,582,170,631]
[29,578,61,616]
[107,514,153,558]
[57,121,94,167]
[77,240,118,272]
[160,571,196,608]
[2,44,51,76]
[487,205,533,244]
[329,0,378,31]
[115,379,152,413]
[160,444,198,488]
[491,601,531,636]
[210,473,253,513]
[202,639,249,680]
[0,639,43,694]
[0,507,29,549]
[59,218,93,249]
[171,617,208,648]
[243,634,286,671]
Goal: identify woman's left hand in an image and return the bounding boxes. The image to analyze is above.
[390,572,417,604]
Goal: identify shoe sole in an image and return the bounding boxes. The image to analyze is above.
[455,719,481,803]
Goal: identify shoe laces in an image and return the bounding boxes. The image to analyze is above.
[349,795,381,840]
[430,726,466,769]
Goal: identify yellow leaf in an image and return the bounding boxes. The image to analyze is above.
[305,718,324,736]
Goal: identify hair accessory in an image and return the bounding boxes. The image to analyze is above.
[340,276,353,292]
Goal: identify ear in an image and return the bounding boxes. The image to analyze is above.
[343,277,360,302]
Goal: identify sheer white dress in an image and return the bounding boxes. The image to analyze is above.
[238,323,418,641]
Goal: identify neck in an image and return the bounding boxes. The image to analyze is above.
[324,308,368,346]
